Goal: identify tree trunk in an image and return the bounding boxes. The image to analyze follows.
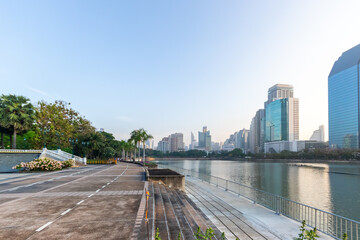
[12,130,17,149]
[0,132,3,149]
[143,141,146,164]
[138,142,141,162]
[9,134,13,149]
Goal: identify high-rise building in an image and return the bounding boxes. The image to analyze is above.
[310,125,325,142]
[211,142,221,151]
[223,132,236,151]
[190,132,197,150]
[157,137,169,153]
[328,44,360,148]
[265,84,299,143]
[267,84,294,103]
[249,109,265,153]
[238,128,250,153]
[198,126,211,151]
[168,133,184,152]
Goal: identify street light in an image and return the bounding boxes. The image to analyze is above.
[69,138,78,158]
[82,141,89,158]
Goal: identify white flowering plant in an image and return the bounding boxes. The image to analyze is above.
[12,158,75,171]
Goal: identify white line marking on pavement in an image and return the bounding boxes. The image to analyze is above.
[96,189,100,192]
[88,194,94,198]
[36,221,53,232]
[102,185,105,188]
[107,183,110,185]
[61,208,72,216]
[77,200,85,205]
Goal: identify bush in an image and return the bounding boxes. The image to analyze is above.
[62,159,75,168]
[12,158,75,171]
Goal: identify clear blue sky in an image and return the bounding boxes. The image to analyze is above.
[1,1,360,145]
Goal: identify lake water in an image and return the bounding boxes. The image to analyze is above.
[156,159,360,222]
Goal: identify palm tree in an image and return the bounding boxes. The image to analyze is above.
[119,140,127,160]
[0,95,35,149]
[125,139,135,161]
[139,128,153,164]
[0,98,12,148]
[130,129,141,161]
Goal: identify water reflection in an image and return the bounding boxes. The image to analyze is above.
[289,164,333,213]
[158,159,360,221]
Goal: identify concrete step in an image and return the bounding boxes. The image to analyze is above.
[152,182,223,240]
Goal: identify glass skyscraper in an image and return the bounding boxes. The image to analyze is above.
[265,99,288,142]
[264,84,299,143]
[328,44,360,148]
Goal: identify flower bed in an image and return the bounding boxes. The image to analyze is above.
[12,158,75,171]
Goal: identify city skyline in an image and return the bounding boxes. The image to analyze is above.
[2,1,360,145]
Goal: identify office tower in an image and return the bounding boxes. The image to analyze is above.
[310,125,325,142]
[223,133,236,151]
[190,132,197,150]
[157,137,169,153]
[249,109,265,153]
[168,133,184,152]
[211,142,221,151]
[265,84,299,143]
[267,84,294,103]
[238,128,250,153]
[328,44,360,148]
[198,126,211,151]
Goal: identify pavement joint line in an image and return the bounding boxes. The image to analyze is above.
[2,164,138,238]
[0,166,103,193]
[36,221,53,232]
[60,208,72,216]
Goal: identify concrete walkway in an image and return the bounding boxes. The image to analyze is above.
[0,163,147,240]
[186,177,334,240]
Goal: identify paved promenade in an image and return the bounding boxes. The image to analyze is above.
[0,163,146,240]
[186,177,334,240]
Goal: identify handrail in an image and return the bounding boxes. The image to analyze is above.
[0,149,42,153]
[158,164,360,240]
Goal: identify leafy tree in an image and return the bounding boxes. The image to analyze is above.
[35,100,95,150]
[139,128,153,163]
[0,94,35,149]
[130,129,142,161]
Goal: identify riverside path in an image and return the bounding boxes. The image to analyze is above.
[0,163,147,239]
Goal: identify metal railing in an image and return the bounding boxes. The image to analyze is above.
[158,164,360,240]
[41,149,86,164]
[0,149,42,153]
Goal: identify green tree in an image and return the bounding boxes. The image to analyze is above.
[35,100,95,150]
[130,129,141,161]
[0,94,35,149]
[139,128,153,163]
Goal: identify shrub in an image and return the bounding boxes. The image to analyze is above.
[62,159,75,168]
[13,158,75,171]
[297,220,319,240]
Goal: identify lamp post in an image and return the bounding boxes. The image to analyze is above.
[82,141,89,158]
[70,138,78,158]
